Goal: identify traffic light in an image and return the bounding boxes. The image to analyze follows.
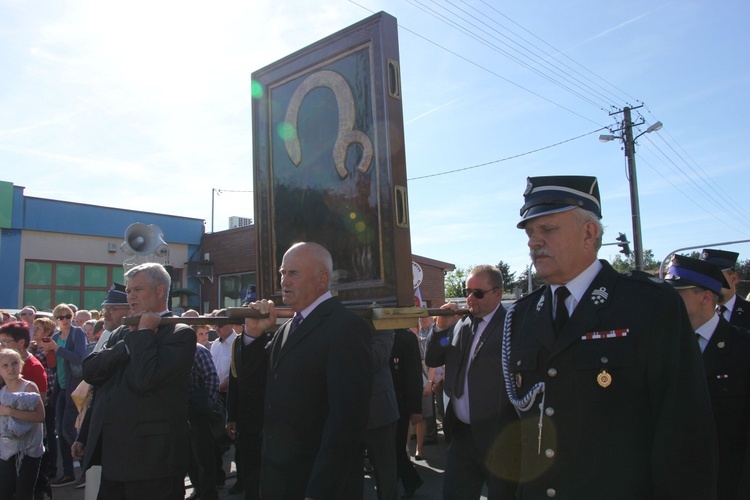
[616,233,631,256]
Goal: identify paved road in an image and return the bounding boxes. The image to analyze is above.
[48,429,463,500]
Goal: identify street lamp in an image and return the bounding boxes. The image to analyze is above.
[599,106,662,271]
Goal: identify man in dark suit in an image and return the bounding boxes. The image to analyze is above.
[502,175,717,499]
[81,263,196,499]
[243,242,373,500]
[701,248,750,329]
[425,264,515,499]
[226,326,273,500]
[390,328,423,498]
[664,254,750,499]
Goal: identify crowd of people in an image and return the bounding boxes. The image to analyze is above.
[2,174,750,500]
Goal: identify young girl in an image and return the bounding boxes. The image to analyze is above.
[0,348,45,500]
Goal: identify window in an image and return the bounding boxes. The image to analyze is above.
[218,273,256,309]
[23,260,125,310]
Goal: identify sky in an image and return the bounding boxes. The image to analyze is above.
[2,0,749,280]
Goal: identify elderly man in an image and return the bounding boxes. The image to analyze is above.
[244,242,373,499]
[425,265,514,499]
[499,175,717,499]
[81,263,196,499]
[95,282,130,352]
[701,249,750,329]
[664,255,750,499]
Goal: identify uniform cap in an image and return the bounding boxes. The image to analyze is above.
[664,255,729,295]
[700,248,739,271]
[518,175,601,228]
[101,282,128,306]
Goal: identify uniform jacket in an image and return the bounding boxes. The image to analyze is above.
[226,331,273,434]
[703,317,750,500]
[261,296,372,500]
[390,329,422,417]
[728,295,750,329]
[501,260,718,499]
[81,315,196,482]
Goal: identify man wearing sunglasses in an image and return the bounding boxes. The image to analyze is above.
[424,265,516,499]
[500,175,717,499]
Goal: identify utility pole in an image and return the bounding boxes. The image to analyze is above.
[599,105,662,273]
[623,107,644,272]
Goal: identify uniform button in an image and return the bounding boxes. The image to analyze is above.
[274,374,278,379]
[545,407,555,416]
[545,448,555,458]
[600,356,609,364]
[547,368,557,377]
[547,488,556,497]
[517,360,522,367]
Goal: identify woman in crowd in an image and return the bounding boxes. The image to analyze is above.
[31,317,59,482]
[0,348,45,500]
[40,304,86,487]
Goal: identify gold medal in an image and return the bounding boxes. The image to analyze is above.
[597,370,612,388]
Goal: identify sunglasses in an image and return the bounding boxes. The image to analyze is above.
[56,314,73,321]
[462,286,499,299]
[19,311,34,316]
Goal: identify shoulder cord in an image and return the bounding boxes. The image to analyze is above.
[502,304,546,455]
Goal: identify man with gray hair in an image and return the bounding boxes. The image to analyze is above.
[499,175,718,499]
[81,263,196,499]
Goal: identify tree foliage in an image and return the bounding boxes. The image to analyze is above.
[610,249,660,273]
[497,260,516,292]
[444,266,470,298]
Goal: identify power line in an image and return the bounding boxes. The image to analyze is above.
[408,127,606,181]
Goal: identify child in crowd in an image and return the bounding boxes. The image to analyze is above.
[0,348,45,500]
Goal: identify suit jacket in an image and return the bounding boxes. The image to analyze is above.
[390,329,422,417]
[703,317,750,500]
[226,331,273,434]
[729,295,750,329]
[81,315,197,482]
[501,260,717,499]
[261,296,373,500]
[425,304,509,446]
[366,328,399,430]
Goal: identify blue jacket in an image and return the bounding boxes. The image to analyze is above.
[51,326,87,394]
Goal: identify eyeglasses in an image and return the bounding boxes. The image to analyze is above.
[462,286,499,299]
[101,306,128,314]
[0,340,17,346]
[56,314,73,321]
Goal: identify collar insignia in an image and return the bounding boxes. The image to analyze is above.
[536,293,545,312]
[591,287,608,305]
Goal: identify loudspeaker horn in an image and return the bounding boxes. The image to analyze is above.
[122,223,169,257]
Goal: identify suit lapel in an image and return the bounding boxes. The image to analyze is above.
[552,262,618,358]
[702,319,731,376]
[530,287,556,352]
[472,304,506,358]
[271,297,336,369]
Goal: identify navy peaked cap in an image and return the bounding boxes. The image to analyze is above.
[102,282,128,305]
[518,175,601,228]
[700,248,739,271]
[664,254,729,295]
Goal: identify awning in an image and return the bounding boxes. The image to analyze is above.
[172,287,199,297]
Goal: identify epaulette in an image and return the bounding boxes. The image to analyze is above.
[514,285,546,304]
[620,269,670,289]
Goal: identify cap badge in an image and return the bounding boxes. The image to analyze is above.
[524,178,533,196]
